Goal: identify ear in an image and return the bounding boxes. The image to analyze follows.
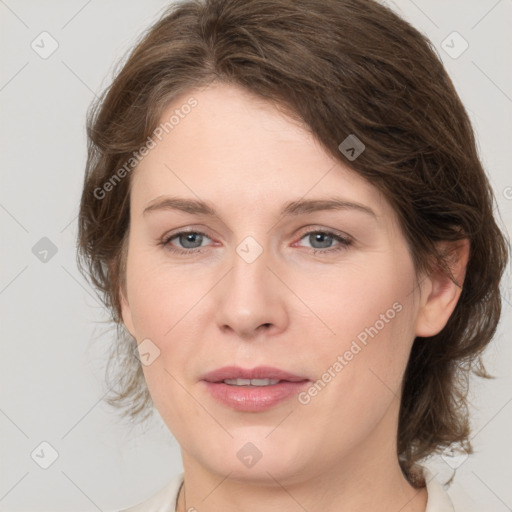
[120,286,137,339]
[113,237,137,339]
[415,238,470,337]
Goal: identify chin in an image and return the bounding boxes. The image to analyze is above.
[197,433,314,484]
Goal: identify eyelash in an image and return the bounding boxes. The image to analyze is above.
[159,228,353,256]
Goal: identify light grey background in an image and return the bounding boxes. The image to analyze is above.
[1,1,511,510]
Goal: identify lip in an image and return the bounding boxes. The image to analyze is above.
[201,365,308,383]
[201,366,310,412]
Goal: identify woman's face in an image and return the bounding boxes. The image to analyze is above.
[120,83,433,483]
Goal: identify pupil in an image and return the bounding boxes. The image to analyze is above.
[182,233,201,248]
[312,233,331,248]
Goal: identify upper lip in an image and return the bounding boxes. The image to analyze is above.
[201,366,309,383]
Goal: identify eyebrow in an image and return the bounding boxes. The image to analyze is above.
[143,196,377,219]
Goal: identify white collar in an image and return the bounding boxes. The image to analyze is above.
[421,465,455,512]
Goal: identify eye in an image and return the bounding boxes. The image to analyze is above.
[160,230,212,255]
[159,228,352,256]
[295,229,352,254]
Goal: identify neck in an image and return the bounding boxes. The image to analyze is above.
[176,405,427,512]
[177,455,427,511]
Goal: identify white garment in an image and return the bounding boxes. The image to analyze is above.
[117,466,457,512]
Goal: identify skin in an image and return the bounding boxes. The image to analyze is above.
[120,82,469,512]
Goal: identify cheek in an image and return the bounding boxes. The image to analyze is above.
[126,249,208,339]
[303,257,418,417]
[125,253,213,414]
[309,258,415,357]
[127,260,206,430]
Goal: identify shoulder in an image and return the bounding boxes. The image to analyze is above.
[116,472,184,512]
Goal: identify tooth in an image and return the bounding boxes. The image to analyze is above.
[224,378,252,386]
[251,378,279,386]
[223,378,280,386]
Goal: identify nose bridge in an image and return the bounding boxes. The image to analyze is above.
[213,232,287,337]
[229,233,273,302]
[235,234,266,267]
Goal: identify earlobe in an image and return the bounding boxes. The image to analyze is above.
[414,238,470,338]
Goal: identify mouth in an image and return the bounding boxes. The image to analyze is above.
[201,366,310,412]
[222,377,282,386]
[201,365,308,383]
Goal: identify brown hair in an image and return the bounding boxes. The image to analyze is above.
[77,0,509,484]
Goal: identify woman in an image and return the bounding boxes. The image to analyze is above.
[76,0,508,510]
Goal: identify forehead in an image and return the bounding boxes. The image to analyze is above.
[130,83,390,219]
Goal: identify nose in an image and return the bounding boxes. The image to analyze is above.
[213,238,289,341]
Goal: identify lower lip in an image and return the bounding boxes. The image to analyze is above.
[203,381,310,412]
